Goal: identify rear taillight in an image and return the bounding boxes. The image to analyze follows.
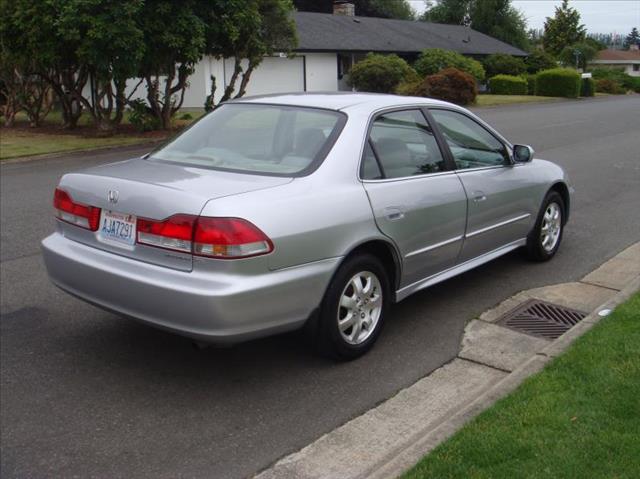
[136,215,273,259]
[137,214,195,253]
[193,217,273,259]
[53,188,101,231]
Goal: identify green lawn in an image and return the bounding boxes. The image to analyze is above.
[0,129,159,160]
[475,94,563,107]
[0,108,204,160]
[403,292,640,479]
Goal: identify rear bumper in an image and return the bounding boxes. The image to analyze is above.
[42,233,340,344]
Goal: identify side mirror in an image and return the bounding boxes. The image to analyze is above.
[512,144,534,163]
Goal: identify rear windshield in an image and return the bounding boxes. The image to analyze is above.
[149,103,345,176]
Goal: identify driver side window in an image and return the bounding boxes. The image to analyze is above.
[430,109,508,170]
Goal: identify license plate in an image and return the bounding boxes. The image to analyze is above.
[98,210,137,247]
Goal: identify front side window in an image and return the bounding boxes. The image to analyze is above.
[365,110,445,179]
[149,104,344,176]
[430,109,508,170]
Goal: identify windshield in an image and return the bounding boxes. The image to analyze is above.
[149,103,345,176]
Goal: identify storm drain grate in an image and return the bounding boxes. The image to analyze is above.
[497,299,587,340]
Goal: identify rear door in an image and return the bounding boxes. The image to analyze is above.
[361,109,467,288]
[429,108,540,262]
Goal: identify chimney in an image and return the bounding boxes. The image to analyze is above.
[333,1,355,16]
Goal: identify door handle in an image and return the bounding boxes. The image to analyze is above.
[383,207,405,221]
[472,191,487,202]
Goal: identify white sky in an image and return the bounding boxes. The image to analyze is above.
[408,0,640,34]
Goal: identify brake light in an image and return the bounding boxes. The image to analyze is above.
[53,188,101,231]
[193,217,273,259]
[137,214,195,253]
[136,215,273,259]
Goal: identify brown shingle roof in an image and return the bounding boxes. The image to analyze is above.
[595,49,640,62]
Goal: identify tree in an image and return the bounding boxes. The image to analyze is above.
[414,48,485,81]
[293,0,415,19]
[203,0,297,105]
[482,53,526,78]
[524,50,557,74]
[1,0,87,128]
[137,0,206,130]
[558,41,597,70]
[542,0,586,56]
[422,0,529,50]
[57,0,145,131]
[623,27,640,50]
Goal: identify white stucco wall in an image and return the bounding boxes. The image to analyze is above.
[81,52,340,110]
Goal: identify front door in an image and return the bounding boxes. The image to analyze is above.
[429,108,540,262]
[361,109,467,288]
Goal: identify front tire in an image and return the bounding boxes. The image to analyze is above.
[526,191,565,261]
[314,254,390,360]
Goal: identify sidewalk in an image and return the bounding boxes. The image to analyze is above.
[255,242,640,479]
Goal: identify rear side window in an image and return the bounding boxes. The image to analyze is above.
[429,109,508,169]
[150,104,345,176]
[366,110,445,179]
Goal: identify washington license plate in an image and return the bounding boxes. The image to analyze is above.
[98,210,136,246]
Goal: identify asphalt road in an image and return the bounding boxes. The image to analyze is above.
[1,95,639,478]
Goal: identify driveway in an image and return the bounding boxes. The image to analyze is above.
[1,95,639,478]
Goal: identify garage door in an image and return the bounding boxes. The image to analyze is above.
[224,56,305,97]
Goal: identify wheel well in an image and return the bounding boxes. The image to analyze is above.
[550,182,570,224]
[345,240,401,301]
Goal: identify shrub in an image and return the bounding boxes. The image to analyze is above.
[348,53,417,94]
[482,54,526,78]
[407,68,477,105]
[414,48,485,82]
[128,99,161,132]
[179,112,193,120]
[580,77,595,97]
[522,74,537,95]
[632,77,640,93]
[488,74,527,95]
[525,50,557,74]
[595,78,625,95]
[395,80,422,96]
[591,67,635,91]
[535,68,581,98]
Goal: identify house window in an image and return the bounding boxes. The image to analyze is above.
[633,64,639,72]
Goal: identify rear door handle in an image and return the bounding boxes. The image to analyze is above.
[383,207,405,221]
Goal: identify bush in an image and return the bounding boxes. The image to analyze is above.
[179,112,193,120]
[525,50,557,74]
[482,54,526,78]
[522,74,537,95]
[580,77,595,97]
[595,78,625,95]
[414,49,485,82]
[591,67,636,92]
[348,53,417,94]
[535,68,581,98]
[128,99,161,132]
[407,68,477,105]
[488,74,527,95]
[632,77,640,94]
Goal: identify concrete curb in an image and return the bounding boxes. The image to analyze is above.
[369,276,640,479]
[0,140,163,165]
[254,242,640,479]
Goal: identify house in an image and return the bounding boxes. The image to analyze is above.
[126,4,528,108]
[590,47,640,77]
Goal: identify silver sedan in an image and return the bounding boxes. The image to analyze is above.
[42,93,571,359]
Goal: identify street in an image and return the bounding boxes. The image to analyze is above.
[1,95,639,478]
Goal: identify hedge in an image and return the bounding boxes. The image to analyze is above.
[483,54,526,78]
[348,53,418,93]
[488,75,527,95]
[580,77,595,97]
[591,67,636,91]
[595,78,625,95]
[535,68,581,98]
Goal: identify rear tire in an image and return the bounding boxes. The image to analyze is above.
[313,254,390,360]
[526,191,565,262]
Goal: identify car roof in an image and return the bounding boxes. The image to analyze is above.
[231,92,453,112]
